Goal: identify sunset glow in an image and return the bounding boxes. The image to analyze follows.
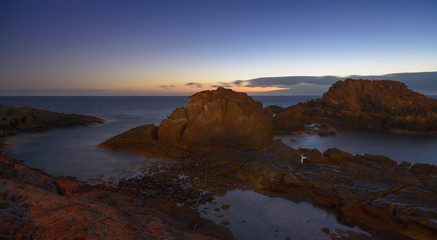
[1,0,436,95]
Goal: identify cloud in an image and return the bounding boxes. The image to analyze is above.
[158,85,175,90]
[242,76,341,88]
[185,82,203,88]
[228,71,437,95]
[232,80,245,86]
[210,82,233,88]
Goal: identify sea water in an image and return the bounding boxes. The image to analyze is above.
[1,95,437,239]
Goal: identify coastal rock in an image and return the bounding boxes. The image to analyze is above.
[164,145,437,239]
[101,87,273,156]
[0,104,103,142]
[160,87,272,149]
[274,79,437,134]
[265,105,285,114]
[0,156,235,239]
[101,87,437,239]
[99,124,158,153]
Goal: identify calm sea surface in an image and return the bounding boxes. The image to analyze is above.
[1,95,436,239]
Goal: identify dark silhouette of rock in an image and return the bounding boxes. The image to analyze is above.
[101,87,273,156]
[274,79,437,134]
[0,104,103,142]
[100,124,158,153]
[0,156,235,239]
[265,105,285,114]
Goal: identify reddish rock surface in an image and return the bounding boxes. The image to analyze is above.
[0,156,234,239]
[274,79,437,134]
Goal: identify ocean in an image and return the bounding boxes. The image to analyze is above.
[1,95,437,239]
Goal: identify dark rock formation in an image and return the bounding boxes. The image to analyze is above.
[101,86,437,239]
[160,87,272,149]
[0,104,103,140]
[0,156,235,239]
[101,87,273,156]
[265,105,285,114]
[274,79,437,134]
[165,146,436,240]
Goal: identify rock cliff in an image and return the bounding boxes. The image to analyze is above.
[274,79,437,134]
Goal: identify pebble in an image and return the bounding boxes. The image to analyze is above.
[220,221,230,225]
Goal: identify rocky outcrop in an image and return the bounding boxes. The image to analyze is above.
[159,146,437,240]
[101,87,272,157]
[101,86,437,239]
[0,104,103,139]
[0,156,234,239]
[265,105,285,114]
[274,79,437,134]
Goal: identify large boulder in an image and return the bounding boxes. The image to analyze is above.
[159,87,272,149]
[101,87,273,155]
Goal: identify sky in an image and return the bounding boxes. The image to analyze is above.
[1,0,437,96]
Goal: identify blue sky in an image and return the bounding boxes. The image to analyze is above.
[1,0,436,95]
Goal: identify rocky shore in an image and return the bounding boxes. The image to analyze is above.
[0,104,104,146]
[274,79,437,135]
[0,156,235,239]
[101,86,437,239]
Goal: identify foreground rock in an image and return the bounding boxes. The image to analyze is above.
[274,79,437,134]
[0,156,234,239]
[101,87,437,239]
[0,104,103,144]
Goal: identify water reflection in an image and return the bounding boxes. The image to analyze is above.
[276,130,437,164]
[4,125,164,181]
[199,190,368,240]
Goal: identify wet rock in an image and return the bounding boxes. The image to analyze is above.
[363,154,398,168]
[409,163,437,178]
[99,124,158,152]
[303,149,330,164]
[221,204,229,210]
[324,148,353,165]
[322,227,330,233]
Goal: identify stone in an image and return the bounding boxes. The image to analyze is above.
[221,204,230,210]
